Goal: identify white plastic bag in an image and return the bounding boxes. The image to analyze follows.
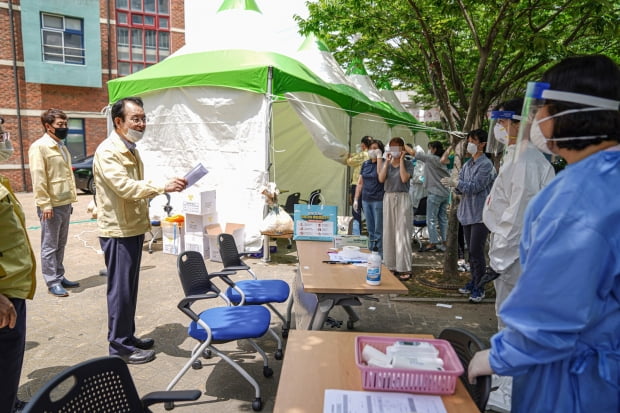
[260,207,294,234]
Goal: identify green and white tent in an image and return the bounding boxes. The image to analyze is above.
[107,0,419,250]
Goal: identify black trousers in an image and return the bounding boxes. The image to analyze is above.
[100,235,144,356]
[0,298,26,412]
[462,223,489,288]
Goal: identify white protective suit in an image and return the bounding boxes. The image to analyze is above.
[483,142,555,328]
[409,145,427,209]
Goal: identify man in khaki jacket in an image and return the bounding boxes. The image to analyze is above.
[0,118,36,413]
[94,97,186,365]
[28,109,79,297]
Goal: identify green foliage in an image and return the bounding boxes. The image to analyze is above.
[298,0,620,132]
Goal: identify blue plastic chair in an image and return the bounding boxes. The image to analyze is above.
[218,233,292,339]
[166,251,274,412]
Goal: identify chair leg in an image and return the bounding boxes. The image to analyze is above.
[166,340,210,391]
[266,328,283,360]
[211,345,263,399]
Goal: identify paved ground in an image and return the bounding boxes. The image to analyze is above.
[15,191,498,412]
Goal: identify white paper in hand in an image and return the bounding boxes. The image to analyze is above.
[184,163,208,187]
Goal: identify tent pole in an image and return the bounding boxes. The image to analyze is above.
[266,66,274,182]
[345,114,353,217]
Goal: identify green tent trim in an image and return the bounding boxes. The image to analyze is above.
[107,49,418,128]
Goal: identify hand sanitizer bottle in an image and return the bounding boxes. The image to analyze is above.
[366,248,382,285]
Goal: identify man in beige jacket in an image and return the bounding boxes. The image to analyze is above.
[28,109,79,297]
[94,96,186,365]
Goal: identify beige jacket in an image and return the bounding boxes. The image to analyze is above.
[28,134,77,211]
[0,176,36,299]
[94,131,164,238]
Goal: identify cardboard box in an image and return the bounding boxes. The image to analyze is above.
[162,221,184,255]
[184,212,218,235]
[182,190,216,215]
[333,235,369,249]
[184,233,209,257]
[205,223,245,262]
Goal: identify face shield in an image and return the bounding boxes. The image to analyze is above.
[488,110,521,156]
[516,81,620,157]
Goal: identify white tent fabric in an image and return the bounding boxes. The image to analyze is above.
[113,1,419,251]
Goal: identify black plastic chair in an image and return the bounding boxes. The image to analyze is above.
[166,251,274,411]
[22,356,200,413]
[438,327,492,412]
[218,233,292,340]
[283,192,301,215]
[413,196,428,250]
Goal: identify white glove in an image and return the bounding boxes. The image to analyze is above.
[440,176,457,188]
[353,199,359,213]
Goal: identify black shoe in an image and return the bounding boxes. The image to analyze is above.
[12,399,27,413]
[61,278,80,288]
[48,284,69,297]
[477,267,501,288]
[123,349,155,365]
[133,337,155,350]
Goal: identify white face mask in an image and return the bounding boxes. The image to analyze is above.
[466,142,478,155]
[390,146,402,158]
[368,149,380,159]
[493,124,509,145]
[0,132,14,162]
[125,128,144,143]
[529,122,553,155]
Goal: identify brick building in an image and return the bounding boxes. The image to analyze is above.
[0,0,185,191]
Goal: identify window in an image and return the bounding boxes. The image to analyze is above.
[66,118,86,160]
[116,0,170,75]
[41,13,85,65]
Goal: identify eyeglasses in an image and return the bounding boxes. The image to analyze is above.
[128,117,147,125]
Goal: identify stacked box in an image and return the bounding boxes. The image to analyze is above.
[162,221,184,255]
[182,189,216,215]
[206,223,245,262]
[182,190,218,258]
[333,235,369,249]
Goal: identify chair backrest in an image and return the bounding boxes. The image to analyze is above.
[308,189,322,205]
[177,251,214,296]
[23,356,145,413]
[218,233,243,268]
[414,196,427,216]
[438,327,492,412]
[284,192,301,214]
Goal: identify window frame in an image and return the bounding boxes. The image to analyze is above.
[116,0,170,75]
[41,12,86,65]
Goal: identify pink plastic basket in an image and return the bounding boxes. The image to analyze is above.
[355,336,464,395]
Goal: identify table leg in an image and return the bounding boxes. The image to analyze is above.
[261,234,271,262]
[309,296,336,330]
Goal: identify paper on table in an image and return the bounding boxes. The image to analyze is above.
[324,389,447,413]
[184,163,208,187]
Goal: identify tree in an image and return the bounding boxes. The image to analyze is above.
[298,0,619,132]
[297,0,619,276]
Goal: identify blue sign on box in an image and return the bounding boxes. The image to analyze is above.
[293,204,338,241]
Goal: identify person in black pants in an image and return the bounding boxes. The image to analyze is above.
[0,119,37,413]
[94,97,187,364]
[441,129,495,302]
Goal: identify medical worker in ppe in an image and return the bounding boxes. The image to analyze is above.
[468,54,620,413]
[482,99,556,413]
[483,98,555,330]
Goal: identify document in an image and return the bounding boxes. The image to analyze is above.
[184,163,208,187]
[323,389,447,413]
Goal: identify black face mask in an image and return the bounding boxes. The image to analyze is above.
[53,127,68,140]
